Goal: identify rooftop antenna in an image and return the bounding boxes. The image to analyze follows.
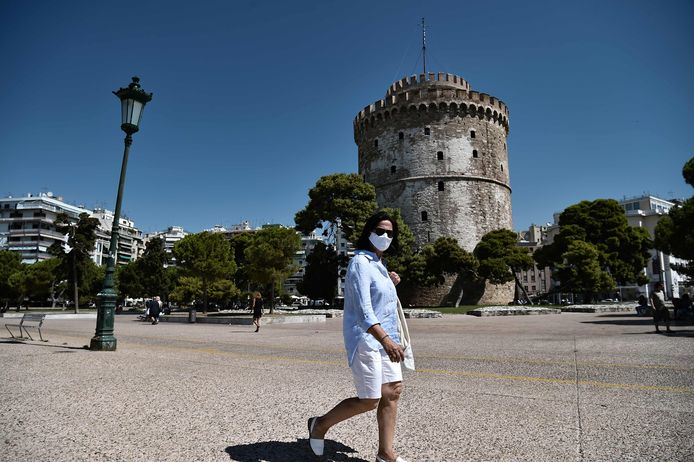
[421,18,427,74]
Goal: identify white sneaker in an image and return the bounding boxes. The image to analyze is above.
[376,456,409,462]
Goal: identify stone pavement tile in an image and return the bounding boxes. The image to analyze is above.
[577,398,694,461]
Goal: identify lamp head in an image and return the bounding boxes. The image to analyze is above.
[113,76,153,135]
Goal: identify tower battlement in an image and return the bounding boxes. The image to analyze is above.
[354,74,509,139]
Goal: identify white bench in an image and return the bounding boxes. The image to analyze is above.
[5,313,47,342]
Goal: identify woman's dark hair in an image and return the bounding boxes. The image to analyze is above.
[355,210,399,254]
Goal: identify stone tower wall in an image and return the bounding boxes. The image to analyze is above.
[353,72,514,305]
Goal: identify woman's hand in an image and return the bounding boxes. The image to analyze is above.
[389,271,401,286]
[382,336,405,363]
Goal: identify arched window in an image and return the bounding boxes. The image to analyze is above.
[391,165,396,174]
[424,127,431,136]
[374,139,378,148]
[437,151,443,160]
[421,211,428,221]
[470,130,476,138]
[473,150,478,158]
[399,132,404,140]
[438,181,444,191]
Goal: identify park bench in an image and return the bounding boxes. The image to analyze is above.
[5,313,47,342]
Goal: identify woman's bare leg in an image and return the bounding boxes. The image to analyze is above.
[312,397,379,438]
[377,381,402,461]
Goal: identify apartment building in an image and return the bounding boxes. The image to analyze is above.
[91,208,144,266]
[143,226,188,266]
[0,193,144,266]
[0,192,90,263]
[619,195,688,298]
[515,224,554,299]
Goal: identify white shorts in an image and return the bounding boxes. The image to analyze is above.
[350,340,403,399]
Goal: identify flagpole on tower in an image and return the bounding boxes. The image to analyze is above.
[422,17,427,75]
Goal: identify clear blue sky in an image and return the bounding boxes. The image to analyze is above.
[1,0,692,234]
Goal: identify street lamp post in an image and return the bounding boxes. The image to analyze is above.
[90,77,152,351]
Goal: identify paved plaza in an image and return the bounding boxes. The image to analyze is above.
[1,310,693,462]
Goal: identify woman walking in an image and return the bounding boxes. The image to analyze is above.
[251,292,264,333]
[650,282,674,334]
[308,211,409,462]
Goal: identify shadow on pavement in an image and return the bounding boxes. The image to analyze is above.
[0,339,89,350]
[225,439,369,462]
[621,329,694,338]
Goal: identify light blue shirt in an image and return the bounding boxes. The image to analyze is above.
[343,249,400,366]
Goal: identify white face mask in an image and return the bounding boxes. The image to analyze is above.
[369,232,393,252]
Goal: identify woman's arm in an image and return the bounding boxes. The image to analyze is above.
[367,323,405,363]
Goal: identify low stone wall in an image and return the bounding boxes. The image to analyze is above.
[159,314,326,325]
[468,306,561,317]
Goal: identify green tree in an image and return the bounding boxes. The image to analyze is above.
[169,276,202,306]
[297,241,339,301]
[230,232,255,293]
[31,258,66,307]
[116,261,144,300]
[474,229,535,304]
[683,156,694,187]
[173,232,236,312]
[295,173,378,242]
[534,199,651,295]
[0,250,23,310]
[208,279,240,308]
[554,241,615,301]
[399,237,478,306]
[48,212,100,313]
[654,157,694,283]
[245,227,301,313]
[13,258,66,307]
[137,237,169,297]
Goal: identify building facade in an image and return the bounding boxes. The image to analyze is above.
[0,193,144,266]
[354,72,513,304]
[143,226,189,266]
[516,224,554,299]
[619,195,688,299]
[0,193,90,263]
[91,208,144,266]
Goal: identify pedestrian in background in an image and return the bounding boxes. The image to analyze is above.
[150,296,162,325]
[308,210,410,462]
[650,282,673,334]
[251,292,264,332]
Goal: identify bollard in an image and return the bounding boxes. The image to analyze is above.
[188,309,196,323]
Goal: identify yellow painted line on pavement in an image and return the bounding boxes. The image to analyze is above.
[29,333,694,393]
[421,353,694,372]
[415,367,694,394]
[157,343,694,395]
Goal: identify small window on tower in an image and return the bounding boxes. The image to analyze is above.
[424,127,430,136]
[399,132,404,140]
[470,130,476,138]
[374,139,378,148]
[421,211,428,221]
[438,181,444,191]
[391,166,396,174]
[473,150,478,158]
[501,163,504,171]
[437,151,443,160]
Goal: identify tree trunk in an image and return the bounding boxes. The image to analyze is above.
[202,280,208,313]
[454,285,464,308]
[72,255,79,314]
[514,274,533,305]
[50,280,57,308]
[269,283,275,315]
